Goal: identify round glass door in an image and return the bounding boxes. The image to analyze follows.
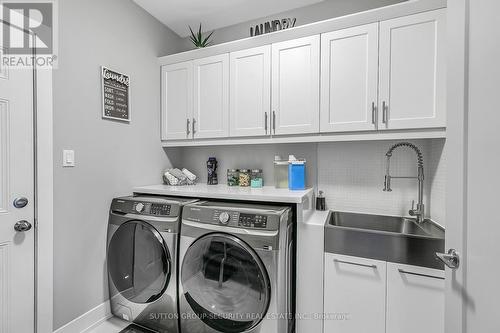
[181,233,271,333]
[108,220,171,304]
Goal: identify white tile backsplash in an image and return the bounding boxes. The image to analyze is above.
[165,138,446,226]
[165,143,318,188]
[317,139,446,226]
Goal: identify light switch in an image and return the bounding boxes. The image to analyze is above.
[63,150,75,167]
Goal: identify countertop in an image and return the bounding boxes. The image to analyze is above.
[133,184,314,204]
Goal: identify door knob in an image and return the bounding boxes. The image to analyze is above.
[435,249,460,269]
[14,220,32,232]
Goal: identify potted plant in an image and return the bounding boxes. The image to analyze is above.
[189,24,214,48]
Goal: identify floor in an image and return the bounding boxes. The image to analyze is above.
[86,317,128,333]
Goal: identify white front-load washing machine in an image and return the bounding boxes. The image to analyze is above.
[107,195,197,332]
[178,201,295,333]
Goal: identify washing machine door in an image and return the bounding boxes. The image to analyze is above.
[181,233,271,333]
[108,220,171,304]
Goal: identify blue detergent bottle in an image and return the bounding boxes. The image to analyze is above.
[288,155,306,190]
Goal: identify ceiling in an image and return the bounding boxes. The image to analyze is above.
[133,0,325,37]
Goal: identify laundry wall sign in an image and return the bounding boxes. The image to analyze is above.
[250,18,297,37]
[101,66,131,122]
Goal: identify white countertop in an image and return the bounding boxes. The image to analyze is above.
[133,184,314,204]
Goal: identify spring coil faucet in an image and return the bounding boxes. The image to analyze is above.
[383,142,425,223]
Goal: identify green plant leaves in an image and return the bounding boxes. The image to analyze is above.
[189,24,214,48]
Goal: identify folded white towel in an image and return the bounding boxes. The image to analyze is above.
[182,168,197,181]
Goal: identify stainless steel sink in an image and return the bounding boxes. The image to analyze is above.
[325,211,445,269]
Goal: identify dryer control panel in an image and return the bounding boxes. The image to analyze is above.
[238,213,268,228]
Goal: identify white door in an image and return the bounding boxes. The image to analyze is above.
[443,1,500,332]
[161,61,193,140]
[323,254,386,333]
[193,54,229,139]
[386,263,444,333]
[229,46,271,137]
[379,9,446,130]
[272,36,320,135]
[320,23,379,133]
[0,48,35,333]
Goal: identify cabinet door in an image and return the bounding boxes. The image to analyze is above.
[272,36,320,135]
[379,9,446,130]
[193,54,230,139]
[323,253,386,333]
[320,23,379,133]
[386,263,444,333]
[161,61,193,140]
[230,46,271,137]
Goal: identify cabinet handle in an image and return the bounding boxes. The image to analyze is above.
[192,118,196,136]
[382,101,388,124]
[264,112,268,133]
[186,118,191,136]
[371,102,376,125]
[272,110,276,135]
[398,269,444,280]
[334,259,377,269]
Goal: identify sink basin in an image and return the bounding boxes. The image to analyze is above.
[325,211,445,269]
[329,211,443,238]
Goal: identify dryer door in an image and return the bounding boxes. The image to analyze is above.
[181,233,271,333]
[108,220,171,304]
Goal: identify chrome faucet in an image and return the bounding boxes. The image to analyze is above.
[383,142,425,223]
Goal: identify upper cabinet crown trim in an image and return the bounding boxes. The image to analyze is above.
[158,0,446,66]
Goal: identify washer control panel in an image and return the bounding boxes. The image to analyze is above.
[132,202,171,216]
[212,210,239,225]
[211,210,270,229]
[238,213,268,228]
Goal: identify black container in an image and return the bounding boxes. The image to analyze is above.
[207,157,218,185]
[316,190,326,211]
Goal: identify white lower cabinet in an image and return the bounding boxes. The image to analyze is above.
[386,262,445,333]
[324,254,444,333]
[323,253,386,333]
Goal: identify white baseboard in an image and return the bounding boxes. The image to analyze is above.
[53,301,112,333]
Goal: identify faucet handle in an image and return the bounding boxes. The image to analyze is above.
[383,175,392,192]
[409,200,416,216]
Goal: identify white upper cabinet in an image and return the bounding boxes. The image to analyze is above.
[161,61,193,140]
[378,9,446,130]
[320,23,379,133]
[386,263,444,333]
[160,8,447,144]
[229,46,271,137]
[272,36,320,135]
[193,54,230,139]
[323,253,387,333]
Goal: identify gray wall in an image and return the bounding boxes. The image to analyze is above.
[179,0,406,50]
[52,0,181,329]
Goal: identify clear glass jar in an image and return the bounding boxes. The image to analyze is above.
[251,169,263,188]
[274,160,289,188]
[227,169,239,186]
[239,169,250,187]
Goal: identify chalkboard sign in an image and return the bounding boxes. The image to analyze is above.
[101,66,130,122]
